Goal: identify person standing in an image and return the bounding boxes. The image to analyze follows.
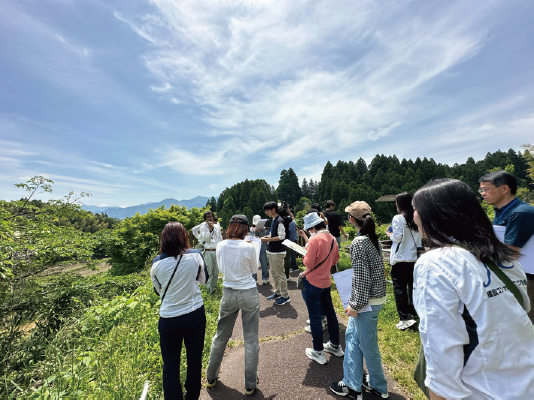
[386,192,421,330]
[479,170,534,323]
[330,201,389,399]
[298,212,342,364]
[413,178,534,399]
[206,215,260,395]
[151,222,207,400]
[261,201,291,305]
[288,206,299,272]
[192,210,223,293]
[252,214,269,284]
[323,200,348,273]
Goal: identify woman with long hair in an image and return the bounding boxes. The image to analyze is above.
[412,179,534,399]
[387,192,422,330]
[206,215,260,395]
[330,201,389,399]
[150,222,207,399]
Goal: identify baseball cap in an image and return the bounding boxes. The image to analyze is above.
[345,201,371,220]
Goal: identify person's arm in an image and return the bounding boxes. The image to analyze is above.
[504,210,534,249]
[195,253,207,285]
[390,215,404,243]
[249,245,259,273]
[302,238,318,271]
[414,262,473,398]
[213,223,223,243]
[150,265,162,296]
[262,220,286,242]
[287,206,295,220]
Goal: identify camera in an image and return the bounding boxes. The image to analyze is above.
[278,201,290,217]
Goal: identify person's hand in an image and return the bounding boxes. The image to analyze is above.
[298,229,306,237]
[261,237,269,243]
[207,221,214,231]
[345,306,358,317]
[385,231,392,237]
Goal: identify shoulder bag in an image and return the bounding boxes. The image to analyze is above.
[297,238,335,290]
[414,257,524,397]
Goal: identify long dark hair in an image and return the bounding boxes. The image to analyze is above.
[353,214,380,252]
[396,192,418,231]
[159,222,190,258]
[413,179,519,263]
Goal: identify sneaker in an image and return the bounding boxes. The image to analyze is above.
[305,348,327,364]
[362,374,389,398]
[323,341,344,357]
[396,319,416,330]
[275,296,291,306]
[245,374,260,395]
[289,267,299,272]
[262,279,269,285]
[206,378,217,388]
[267,293,281,300]
[286,276,291,281]
[330,381,361,398]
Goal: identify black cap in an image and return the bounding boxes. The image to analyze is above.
[229,214,249,226]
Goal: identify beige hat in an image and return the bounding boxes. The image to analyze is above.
[345,201,372,220]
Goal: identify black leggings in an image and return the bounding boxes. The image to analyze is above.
[391,262,417,321]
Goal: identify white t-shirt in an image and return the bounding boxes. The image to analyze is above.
[150,249,206,318]
[414,247,534,399]
[390,214,422,265]
[217,239,259,290]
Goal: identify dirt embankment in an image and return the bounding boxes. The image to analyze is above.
[40,260,111,277]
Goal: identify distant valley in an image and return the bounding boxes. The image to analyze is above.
[82,196,211,219]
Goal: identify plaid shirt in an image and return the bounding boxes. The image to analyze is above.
[349,235,387,311]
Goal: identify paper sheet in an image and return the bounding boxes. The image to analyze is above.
[282,239,307,256]
[493,225,534,274]
[245,236,262,264]
[255,218,267,231]
[332,268,372,313]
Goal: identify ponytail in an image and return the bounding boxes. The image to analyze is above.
[354,214,380,252]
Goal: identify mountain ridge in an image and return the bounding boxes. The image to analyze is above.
[82,196,211,219]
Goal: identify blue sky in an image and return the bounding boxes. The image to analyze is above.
[1,0,533,207]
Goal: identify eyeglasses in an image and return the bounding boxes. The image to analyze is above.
[478,185,500,194]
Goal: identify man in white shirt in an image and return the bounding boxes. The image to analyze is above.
[192,211,223,293]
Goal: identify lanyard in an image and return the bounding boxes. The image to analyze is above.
[493,198,519,224]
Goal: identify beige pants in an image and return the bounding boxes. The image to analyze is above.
[268,252,288,298]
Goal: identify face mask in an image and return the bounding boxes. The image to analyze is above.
[310,232,317,237]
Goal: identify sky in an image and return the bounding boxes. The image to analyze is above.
[1,0,533,207]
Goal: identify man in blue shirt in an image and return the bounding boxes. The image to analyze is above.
[480,171,534,323]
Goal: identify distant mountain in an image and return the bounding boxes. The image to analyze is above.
[82,196,211,219]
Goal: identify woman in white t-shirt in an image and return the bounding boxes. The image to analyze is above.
[151,222,207,400]
[387,192,422,330]
[206,215,260,396]
[412,179,534,399]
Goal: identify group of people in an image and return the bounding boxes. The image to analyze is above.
[150,170,534,399]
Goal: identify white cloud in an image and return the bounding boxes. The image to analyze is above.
[118,0,497,172]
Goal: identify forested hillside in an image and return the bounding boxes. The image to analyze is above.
[209,148,533,225]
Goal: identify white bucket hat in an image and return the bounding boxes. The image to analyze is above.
[303,212,324,230]
[252,215,261,226]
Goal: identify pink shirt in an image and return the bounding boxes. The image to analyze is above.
[302,231,339,288]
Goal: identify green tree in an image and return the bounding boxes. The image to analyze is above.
[206,196,217,212]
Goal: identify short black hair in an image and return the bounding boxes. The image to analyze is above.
[264,201,278,212]
[413,178,518,263]
[312,221,327,231]
[203,210,214,220]
[311,203,322,212]
[479,170,517,195]
[324,200,335,209]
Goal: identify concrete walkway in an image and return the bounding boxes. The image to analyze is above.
[200,270,408,399]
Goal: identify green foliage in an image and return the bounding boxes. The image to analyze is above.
[105,205,205,275]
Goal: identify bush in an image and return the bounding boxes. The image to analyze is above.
[106,206,206,275]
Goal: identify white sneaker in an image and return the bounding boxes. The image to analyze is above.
[305,348,326,364]
[323,341,344,357]
[306,316,327,325]
[396,320,416,330]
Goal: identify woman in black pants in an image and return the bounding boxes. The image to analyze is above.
[151,222,208,399]
[387,192,421,330]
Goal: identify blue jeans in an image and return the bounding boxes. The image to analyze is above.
[158,305,206,399]
[207,287,260,389]
[301,278,340,351]
[343,305,387,394]
[253,242,269,282]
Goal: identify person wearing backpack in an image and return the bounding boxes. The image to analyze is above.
[386,192,422,330]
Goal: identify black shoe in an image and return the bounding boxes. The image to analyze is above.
[362,374,389,398]
[266,293,281,300]
[330,381,361,398]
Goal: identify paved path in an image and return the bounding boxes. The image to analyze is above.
[200,270,408,399]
